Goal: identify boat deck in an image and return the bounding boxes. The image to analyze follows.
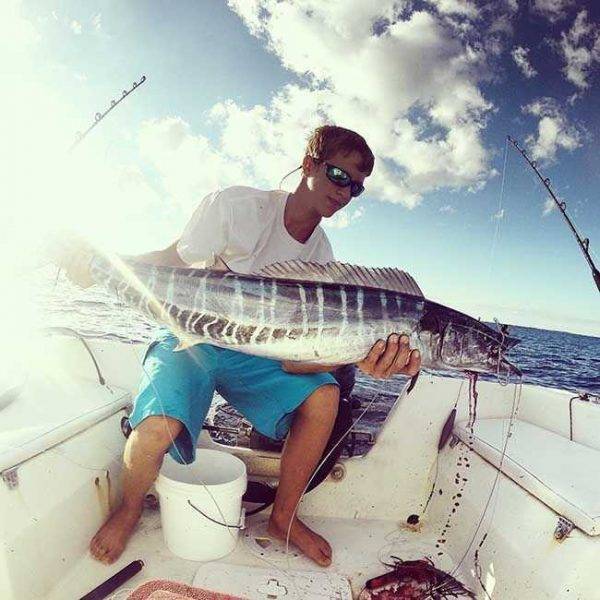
[48,507,460,599]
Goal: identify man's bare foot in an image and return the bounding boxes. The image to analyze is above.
[268,513,332,567]
[90,503,142,564]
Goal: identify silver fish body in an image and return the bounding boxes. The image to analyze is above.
[89,256,519,376]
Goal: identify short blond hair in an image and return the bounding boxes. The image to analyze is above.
[305,125,374,175]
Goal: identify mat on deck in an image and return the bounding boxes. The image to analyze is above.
[127,579,246,600]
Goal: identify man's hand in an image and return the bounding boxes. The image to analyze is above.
[357,334,421,380]
[48,233,96,288]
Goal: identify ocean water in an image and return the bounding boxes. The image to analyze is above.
[30,274,600,397]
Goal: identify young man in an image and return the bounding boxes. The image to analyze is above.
[61,125,421,567]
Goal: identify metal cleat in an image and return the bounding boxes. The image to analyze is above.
[554,517,574,541]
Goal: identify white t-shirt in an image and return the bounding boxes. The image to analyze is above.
[176,186,334,274]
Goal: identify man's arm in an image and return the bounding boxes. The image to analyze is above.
[58,239,187,288]
[127,241,188,267]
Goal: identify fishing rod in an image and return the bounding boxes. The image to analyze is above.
[69,74,147,152]
[52,74,147,277]
[507,135,600,294]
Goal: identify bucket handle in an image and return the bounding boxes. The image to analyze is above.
[187,500,246,530]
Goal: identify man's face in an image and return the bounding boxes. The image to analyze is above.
[304,150,367,218]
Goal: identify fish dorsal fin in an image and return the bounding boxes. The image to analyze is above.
[254,260,423,297]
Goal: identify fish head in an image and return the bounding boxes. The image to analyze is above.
[440,321,521,377]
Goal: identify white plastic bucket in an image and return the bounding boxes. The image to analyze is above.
[155,450,247,561]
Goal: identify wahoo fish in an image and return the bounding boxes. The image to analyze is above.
[89,255,520,376]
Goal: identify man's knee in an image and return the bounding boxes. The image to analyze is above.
[133,415,184,450]
[298,384,340,421]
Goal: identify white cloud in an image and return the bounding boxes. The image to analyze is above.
[532,0,574,23]
[70,19,82,35]
[430,0,479,19]
[542,197,555,216]
[511,45,537,78]
[323,206,365,229]
[439,204,456,213]
[522,97,582,162]
[139,116,249,212]
[92,13,102,31]
[559,10,600,90]
[215,1,496,208]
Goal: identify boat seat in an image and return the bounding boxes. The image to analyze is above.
[454,418,600,536]
[0,375,131,473]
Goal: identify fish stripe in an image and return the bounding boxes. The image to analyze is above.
[167,269,175,306]
[298,284,309,336]
[190,272,209,332]
[272,328,286,340]
[250,279,266,345]
[378,290,388,320]
[255,326,271,344]
[380,290,388,322]
[191,313,215,336]
[340,286,348,335]
[287,327,304,340]
[235,324,256,345]
[186,274,203,331]
[224,320,237,339]
[357,288,364,337]
[207,317,229,339]
[316,284,324,338]
[269,279,277,323]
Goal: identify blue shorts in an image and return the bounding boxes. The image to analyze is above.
[129,331,338,464]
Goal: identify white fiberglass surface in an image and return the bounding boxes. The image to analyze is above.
[46,511,461,600]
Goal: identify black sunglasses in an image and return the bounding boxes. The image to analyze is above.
[324,162,365,198]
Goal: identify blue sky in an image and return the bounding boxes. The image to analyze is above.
[3,0,600,335]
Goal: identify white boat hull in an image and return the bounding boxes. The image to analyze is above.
[1,331,599,599]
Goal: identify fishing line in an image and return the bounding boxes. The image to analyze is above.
[488,137,509,281]
[57,266,311,593]
[470,381,523,600]
[446,376,523,581]
[127,337,240,546]
[494,320,509,385]
[281,384,387,569]
[38,334,238,563]
[125,338,307,598]
[127,331,312,598]
[418,377,522,599]
[54,253,518,586]
[421,379,465,515]
[32,73,275,591]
